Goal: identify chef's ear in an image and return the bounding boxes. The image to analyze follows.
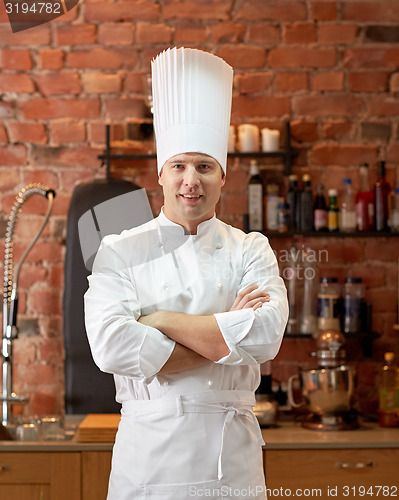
[221,167,226,187]
[158,167,164,186]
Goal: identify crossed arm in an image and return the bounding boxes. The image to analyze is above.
[138,284,270,374]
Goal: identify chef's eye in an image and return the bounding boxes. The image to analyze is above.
[198,164,210,170]
[173,164,184,169]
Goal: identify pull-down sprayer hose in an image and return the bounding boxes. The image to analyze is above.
[2,183,56,428]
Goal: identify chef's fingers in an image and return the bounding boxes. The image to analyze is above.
[244,297,270,310]
[236,289,269,309]
[231,291,270,311]
[230,284,259,310]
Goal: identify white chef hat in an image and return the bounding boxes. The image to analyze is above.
[151,47,233,174]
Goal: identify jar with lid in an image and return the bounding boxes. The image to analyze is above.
[342,277,365,335]
[317,277,341,332]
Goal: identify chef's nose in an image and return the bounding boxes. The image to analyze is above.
[183,165,200,188]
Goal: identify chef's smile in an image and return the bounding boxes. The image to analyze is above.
[179,193,203,203]
[159,152,225,234]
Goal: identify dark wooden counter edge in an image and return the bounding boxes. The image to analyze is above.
[0,438,114,452]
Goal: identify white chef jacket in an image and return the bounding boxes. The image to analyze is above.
[84,209,288,500]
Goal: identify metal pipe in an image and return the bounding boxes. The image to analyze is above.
[1,183,56,428]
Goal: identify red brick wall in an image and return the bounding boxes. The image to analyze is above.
[1,0,399,417]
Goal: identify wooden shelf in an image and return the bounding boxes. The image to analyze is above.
[263,230,399,238]
[98,121,297,177]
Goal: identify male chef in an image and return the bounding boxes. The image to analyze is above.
[84,47,288,500]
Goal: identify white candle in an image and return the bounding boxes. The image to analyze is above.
[238,124,259,152]
[261,128,280,152]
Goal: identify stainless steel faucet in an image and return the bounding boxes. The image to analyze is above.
[1,183,55,428]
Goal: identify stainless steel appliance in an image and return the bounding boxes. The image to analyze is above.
[288,330,358,430]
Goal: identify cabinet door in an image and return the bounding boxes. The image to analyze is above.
[81,451,112,500]
[49,452,81,500]
[264,448,398,499]
[0,452,80,500]
[0,485,50,500]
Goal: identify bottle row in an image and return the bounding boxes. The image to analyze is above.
[247,160,399,234]
[284,251,366,338]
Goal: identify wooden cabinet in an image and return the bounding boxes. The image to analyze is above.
[264,448,398,500]
[81,451,112,500]
[0,452,80,500]
[0,450,112,500]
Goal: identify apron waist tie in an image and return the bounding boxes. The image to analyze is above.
[217,405,265,481]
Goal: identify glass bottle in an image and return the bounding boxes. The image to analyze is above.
[299,174,313,233]
[390,187,399,232]
[327,189,339,232]
[378,352,399,427]
[300,247,318,336]
[277,201,290,233]
[374,161,390,232]
[285,245,299,335]
[266,184,280,231]
[342,277,365,335]
[355,163,374,231]
[339,178,356,232]
[286,174,300,231]
[248,160,263,231]
[313,184,328,232]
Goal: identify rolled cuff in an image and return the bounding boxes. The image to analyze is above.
[138,326,176,380]
[213,308,256,365]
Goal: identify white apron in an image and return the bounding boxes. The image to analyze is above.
[107,390,266,500]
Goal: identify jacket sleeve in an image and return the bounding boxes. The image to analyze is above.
[214,232,288,365]
[84,234,175,381]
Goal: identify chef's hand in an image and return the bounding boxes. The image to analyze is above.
[229,284,270,312]
[137,311,160,329]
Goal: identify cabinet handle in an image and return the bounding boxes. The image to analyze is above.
[336,461,376,469]
[0,465,10,472]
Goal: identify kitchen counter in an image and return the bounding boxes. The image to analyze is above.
[1,416,398,451]
[2,416,397,500]
[261,420,399,450]
[0,415,114,452]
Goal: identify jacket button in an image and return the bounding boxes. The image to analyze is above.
[162,282,168,289]
[217,283,223,289]
[216,242,223,249]
[207,380,213,387]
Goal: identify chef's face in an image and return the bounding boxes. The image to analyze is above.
[158,153,226,234]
